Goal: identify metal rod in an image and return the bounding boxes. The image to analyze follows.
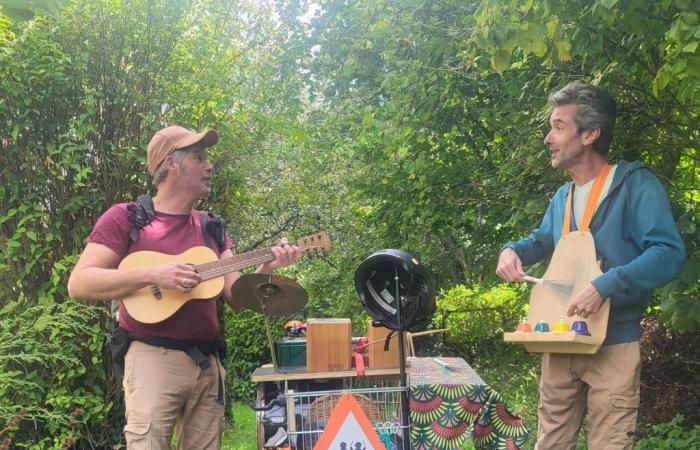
[261,273,279,373]
[394,267,410,450]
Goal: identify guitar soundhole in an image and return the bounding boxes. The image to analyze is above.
[150,286,162,300]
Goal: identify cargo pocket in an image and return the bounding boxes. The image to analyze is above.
[124,420,151,450]
[606,393,639,449]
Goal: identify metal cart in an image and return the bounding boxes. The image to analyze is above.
[251,365,404,449]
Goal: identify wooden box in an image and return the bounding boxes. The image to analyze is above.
[367,321,407,369]
[306,318,352,372]
[503,231,610,354]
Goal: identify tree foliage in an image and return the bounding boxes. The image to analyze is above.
[281,0,699,327]
[0,0,698,447]
[0,0,305,446]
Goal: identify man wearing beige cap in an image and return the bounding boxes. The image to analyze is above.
[68,125,301,449]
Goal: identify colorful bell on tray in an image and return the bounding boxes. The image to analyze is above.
[571,320,591,336]
[534,317,550,332]
[515,318,532,332]
[553,316,570,332]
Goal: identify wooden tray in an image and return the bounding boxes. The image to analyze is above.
[503,231,610,354]
[503,331,601,354]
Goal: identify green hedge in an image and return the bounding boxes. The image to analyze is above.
[0,299,114,449]
[430,283,528,357]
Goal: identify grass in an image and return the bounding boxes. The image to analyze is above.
[222,402,258,450]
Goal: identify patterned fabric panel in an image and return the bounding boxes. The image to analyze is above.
[408,357,529,450]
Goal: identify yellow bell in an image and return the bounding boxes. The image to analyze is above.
[553,316,570,332]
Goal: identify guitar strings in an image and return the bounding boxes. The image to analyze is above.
[196,244,321,280]
[196,248,273,274]
[198,253,274,280]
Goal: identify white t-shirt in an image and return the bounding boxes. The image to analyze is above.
[573,164,617,228]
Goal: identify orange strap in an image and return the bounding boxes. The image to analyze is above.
[562,163,612,235]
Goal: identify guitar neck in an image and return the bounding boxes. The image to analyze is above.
[195,247,276,281]
[192,231,331,280]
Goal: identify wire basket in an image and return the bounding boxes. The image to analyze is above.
[285,381,409,450]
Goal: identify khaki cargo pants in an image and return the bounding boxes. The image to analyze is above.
[123,341,226,450]
[535,341,640,450]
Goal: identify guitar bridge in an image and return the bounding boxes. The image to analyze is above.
[150,285,162,300]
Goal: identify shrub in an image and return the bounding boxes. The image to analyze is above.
[428,283,528,359]
[635,415,700,449]
[0,298,114,449]
[638,316,700,429]
[222,308,285,405]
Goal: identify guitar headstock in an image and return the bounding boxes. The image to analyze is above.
[296,231,332,255]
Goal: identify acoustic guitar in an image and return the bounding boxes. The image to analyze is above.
[119,231,331,323]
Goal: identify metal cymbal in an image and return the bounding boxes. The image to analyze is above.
[231,273,308,317]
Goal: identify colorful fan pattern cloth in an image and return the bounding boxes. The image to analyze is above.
[408,357,529,450]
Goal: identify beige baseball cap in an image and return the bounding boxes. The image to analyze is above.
[146,126,218,176]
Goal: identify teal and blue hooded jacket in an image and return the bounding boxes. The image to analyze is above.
[504,160,685,345]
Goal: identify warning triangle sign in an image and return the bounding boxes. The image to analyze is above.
[313,394,387,450]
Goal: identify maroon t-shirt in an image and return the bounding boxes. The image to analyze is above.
[88,203,234,341]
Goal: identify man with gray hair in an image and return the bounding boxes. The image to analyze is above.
[68,125,302,449]
[496,82,685,449]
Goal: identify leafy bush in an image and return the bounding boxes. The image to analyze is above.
[221,308,285,404]
[429,283,528,358]
[0,298,113,449]
[635,415,700,449]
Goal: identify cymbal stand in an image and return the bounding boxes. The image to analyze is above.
[259,273,280,373]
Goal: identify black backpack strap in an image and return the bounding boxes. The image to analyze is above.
[126,196,224,250]
[126,194,156,242]
[200,211,227,252]
[115,194,156,322]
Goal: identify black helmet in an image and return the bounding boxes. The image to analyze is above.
[354,249,435,331]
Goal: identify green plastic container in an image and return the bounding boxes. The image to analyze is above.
[276,337,307,368]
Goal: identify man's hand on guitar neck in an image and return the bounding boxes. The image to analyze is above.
[257,238,302,273]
